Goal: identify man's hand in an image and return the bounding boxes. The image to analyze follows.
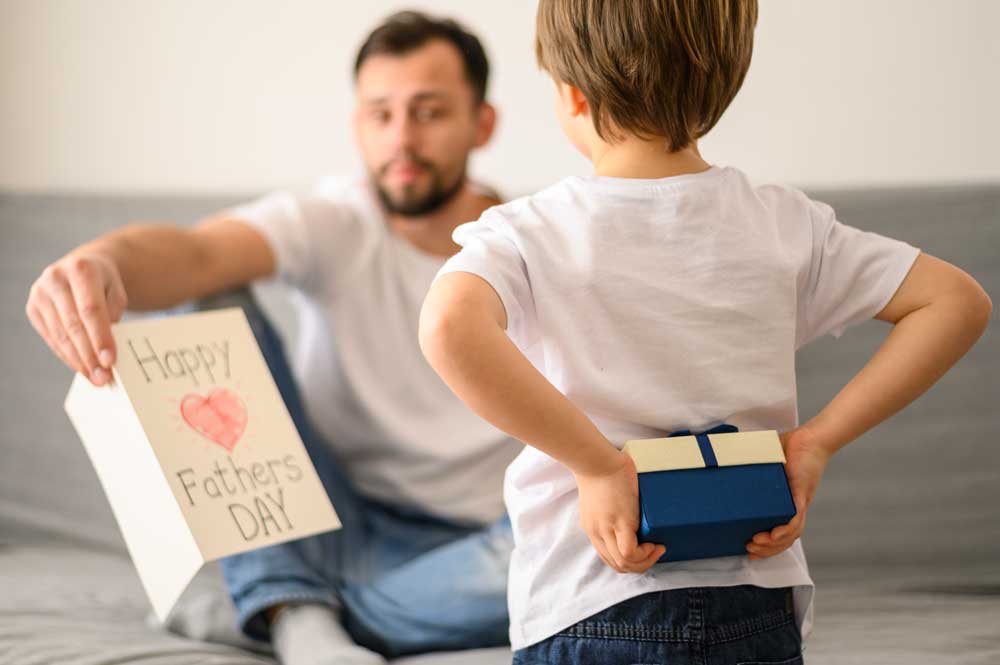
[575,450,666,574]
[746,427,830,560]
[25,251,128,386]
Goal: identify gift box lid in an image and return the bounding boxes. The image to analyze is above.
[623,428,786,473]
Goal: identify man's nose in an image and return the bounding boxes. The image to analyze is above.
[388,114,419,152]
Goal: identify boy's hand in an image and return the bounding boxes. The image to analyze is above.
[575,450,666,574]
[746,427,831,560]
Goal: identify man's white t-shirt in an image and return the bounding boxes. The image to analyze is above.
[224,176,521,525]
[433,164,921,649]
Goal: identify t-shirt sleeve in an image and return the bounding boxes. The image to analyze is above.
[221,190,344,296]
[432,211,538,346]
[796,197,921,349]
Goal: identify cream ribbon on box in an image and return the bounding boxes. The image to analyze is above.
[623,429,786,473]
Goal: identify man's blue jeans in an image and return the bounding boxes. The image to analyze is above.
[188,288,512,658]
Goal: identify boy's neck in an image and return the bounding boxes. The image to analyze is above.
[591,138,711,180]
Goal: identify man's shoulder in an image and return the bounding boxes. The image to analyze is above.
[290,174,386,238]
[235,173,376,223]
[253,173,382,250]
[310,173,375,206]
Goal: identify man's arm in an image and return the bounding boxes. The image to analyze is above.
[25,214,274,386]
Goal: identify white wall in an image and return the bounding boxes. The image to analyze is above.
[1,0,997,195]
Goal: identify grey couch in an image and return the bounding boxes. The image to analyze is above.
[1,185,997,664]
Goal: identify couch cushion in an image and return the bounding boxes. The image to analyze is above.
[3,542,998,664]
[1,186,996,561]
[0,542,514,664]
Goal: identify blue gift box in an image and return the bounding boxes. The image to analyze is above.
[623,424,796,563]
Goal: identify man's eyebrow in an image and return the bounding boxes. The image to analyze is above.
[360,91,452,106]
[410,91,451,103]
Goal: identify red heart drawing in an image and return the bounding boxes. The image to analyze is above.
[180,388,247,453]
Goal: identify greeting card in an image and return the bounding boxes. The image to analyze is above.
[64,307,341,620]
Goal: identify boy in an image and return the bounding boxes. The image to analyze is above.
[419,1,992,663]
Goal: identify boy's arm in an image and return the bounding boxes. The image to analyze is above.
[419,271,665,573]
[747,252,993,559]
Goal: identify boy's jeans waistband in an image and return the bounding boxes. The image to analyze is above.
[515,584,802,665]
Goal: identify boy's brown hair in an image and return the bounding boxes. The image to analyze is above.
[535,0,757,151]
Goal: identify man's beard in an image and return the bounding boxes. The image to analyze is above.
[373,154,467,217]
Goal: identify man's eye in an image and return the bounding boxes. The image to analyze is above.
[413,107,444,123]
[369,110,391,124]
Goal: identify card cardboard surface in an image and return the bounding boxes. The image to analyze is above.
[64,307,341,620]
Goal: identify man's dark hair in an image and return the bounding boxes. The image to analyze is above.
[354,10,490,104]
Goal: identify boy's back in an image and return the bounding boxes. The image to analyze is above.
[420,1,989,662]
[439,163,920,647]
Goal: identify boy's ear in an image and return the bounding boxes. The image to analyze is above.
[562,82,590,118]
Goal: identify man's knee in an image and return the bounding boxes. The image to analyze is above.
[192,286,256,312]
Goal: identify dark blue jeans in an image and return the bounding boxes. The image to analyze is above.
[513,585,803,665]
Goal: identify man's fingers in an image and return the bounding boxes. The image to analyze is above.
[35,293,86,375]
[47,269,100,379]
[66,258,115,370]
[103,270,128,365]
[107,269,128,319]
[27,298,77,371]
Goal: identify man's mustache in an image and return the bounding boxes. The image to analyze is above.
[377,153,437,179]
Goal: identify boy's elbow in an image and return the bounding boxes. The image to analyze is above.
[924,261,993,331]
[418,299,463,367]
[938,278,994,347]
[420,274,504,369]
[974,288,993,329]
[960,277,993,331]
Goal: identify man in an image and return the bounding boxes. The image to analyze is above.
[25,11,517,665]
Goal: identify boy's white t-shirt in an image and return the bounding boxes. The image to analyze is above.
[433,164,921,649]
[223,175,522,525]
